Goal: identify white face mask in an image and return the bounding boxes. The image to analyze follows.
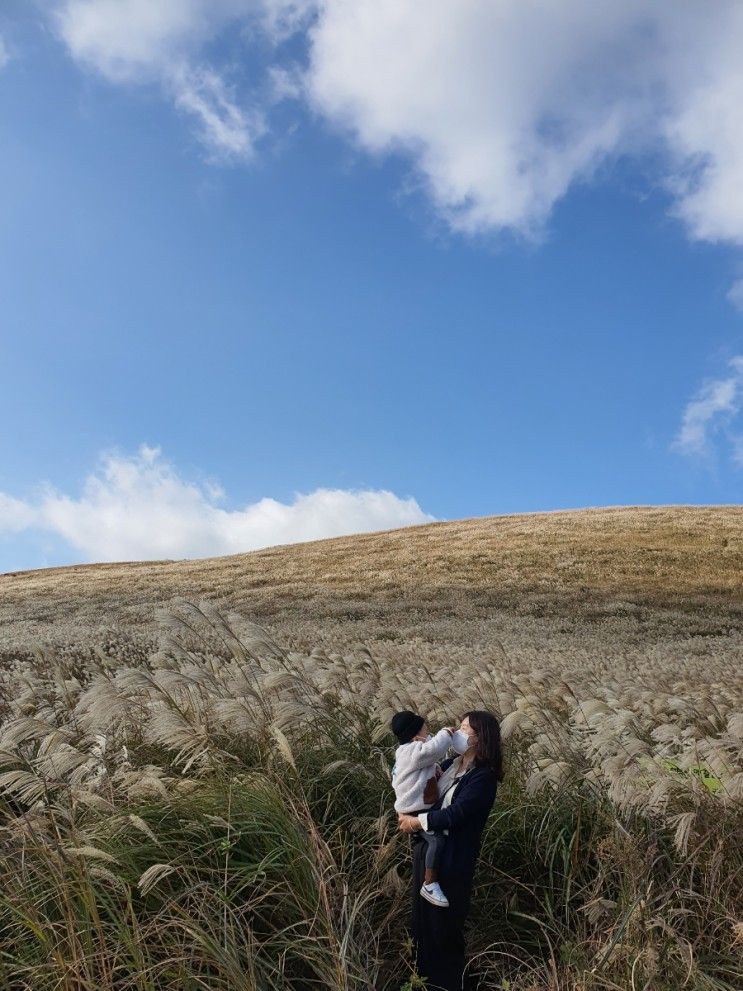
[451,729,470,754]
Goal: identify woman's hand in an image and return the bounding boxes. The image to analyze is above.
[398,814,423,834]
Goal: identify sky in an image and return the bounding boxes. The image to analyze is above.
[1,0,742,574]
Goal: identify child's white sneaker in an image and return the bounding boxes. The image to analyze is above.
[420,881,449,908]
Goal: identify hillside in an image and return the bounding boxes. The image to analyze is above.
[2,505,741,654]
[2,505,742,990]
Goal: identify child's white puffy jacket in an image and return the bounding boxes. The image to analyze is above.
[391,728,452,813]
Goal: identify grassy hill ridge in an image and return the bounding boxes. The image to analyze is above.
[1,505,742,989]
[1,504,741,651]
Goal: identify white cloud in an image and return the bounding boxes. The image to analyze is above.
[0,493,36,532]
[54,0,210,81]
[726,279,743,313]
[51,1,743,245]
[0,35,9,70]
[306,0,653,236]
[305,0,743,241]
[53,0,280,160]
[671,356,743,460]
[732,435,743,469]
[267,64,304,103]
[0,444,435,565]
[169,64,265,161]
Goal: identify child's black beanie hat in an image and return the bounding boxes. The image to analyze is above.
[391,710,424,744]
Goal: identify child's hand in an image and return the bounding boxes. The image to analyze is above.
[398,814,422,834]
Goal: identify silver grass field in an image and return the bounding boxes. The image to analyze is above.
[0,509,742,990]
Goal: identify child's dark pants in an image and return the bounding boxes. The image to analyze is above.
[421,828,445,872]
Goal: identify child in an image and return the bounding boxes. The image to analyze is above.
[390,710,453,908]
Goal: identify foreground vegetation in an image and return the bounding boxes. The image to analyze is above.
[1,598,741,990]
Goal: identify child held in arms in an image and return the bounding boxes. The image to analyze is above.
[390,710,454,907]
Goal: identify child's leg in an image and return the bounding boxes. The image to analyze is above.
[422,830,445,885]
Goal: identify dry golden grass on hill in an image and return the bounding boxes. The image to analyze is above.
[2,506,742,656]
[0,505,742,989]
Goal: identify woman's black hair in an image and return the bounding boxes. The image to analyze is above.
[462,710,504,782]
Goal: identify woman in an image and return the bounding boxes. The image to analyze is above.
[397,710,504,991]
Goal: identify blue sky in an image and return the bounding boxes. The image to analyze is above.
[1,1,742,573]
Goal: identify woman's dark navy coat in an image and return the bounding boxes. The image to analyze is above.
[410,757,498,991]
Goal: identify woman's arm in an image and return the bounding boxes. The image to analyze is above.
[423,770,497,833]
